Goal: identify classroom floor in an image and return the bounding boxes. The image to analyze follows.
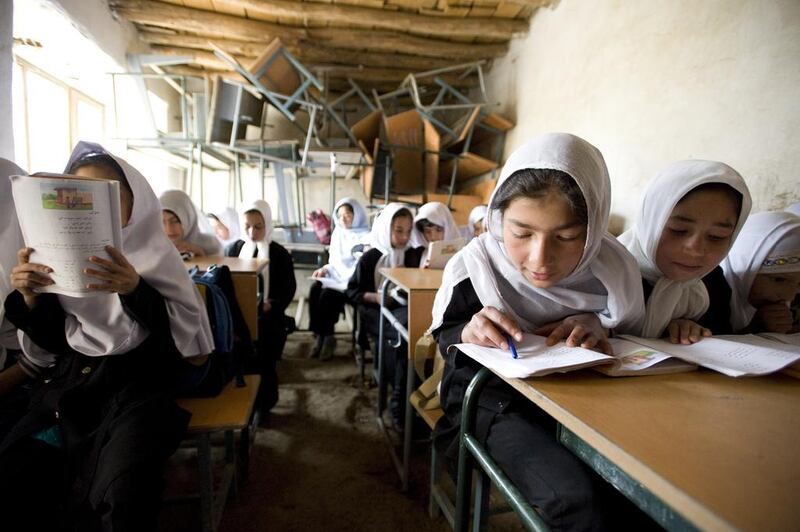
[160,326,450,532]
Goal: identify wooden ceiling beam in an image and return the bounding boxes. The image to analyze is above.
[149,45,475,87]
[111,0,507,59]
[139,31,457,72]
[219,0,526,40]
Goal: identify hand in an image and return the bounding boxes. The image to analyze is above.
[312,267,328,278]
[363,292,380,305]
[534,313,613,355]
[262,300,272,313]
[10,248,53,308]
[666,319,711,344]
[175,240,205,257]
[460,306,523,350]
[750,302,793,334]
[84,246,140,295]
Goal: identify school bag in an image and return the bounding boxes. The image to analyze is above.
[306,209,332,244]
[179,265,254,397]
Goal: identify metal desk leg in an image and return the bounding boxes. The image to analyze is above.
[197,434,214,532]
[376,278,391,416]
[402,339,415,491]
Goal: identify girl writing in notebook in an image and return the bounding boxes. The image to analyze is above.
[619,160,751,342]
[159,189,222,257]
[430,133,647,529]
[722,211,800,334]
[0,142,213,530]
[411,201,461,268]
[308,198,370,360]
[346,203,422,429]
[225,200,295,411]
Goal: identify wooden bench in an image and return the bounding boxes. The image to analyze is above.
[174,374,261,532]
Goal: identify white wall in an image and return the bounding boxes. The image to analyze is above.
[0,0,14,160]
[485,0,800,227]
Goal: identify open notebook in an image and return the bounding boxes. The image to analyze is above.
[453,333,800,380]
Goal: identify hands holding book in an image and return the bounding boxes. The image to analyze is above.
[11,245,139,308]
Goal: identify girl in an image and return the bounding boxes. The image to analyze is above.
[722,211,800,334]
[308,198,370,360]
[430,133,646,530]
[207,207,241,248]
[412,202,461,247]
[225,200,295,411]
[619,160,751,342]
[346,203,423,428]
[159,189,222,257]
[0,142,213,530]
[467,204,488,239]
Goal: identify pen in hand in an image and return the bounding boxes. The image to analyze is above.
[505,334,519,359]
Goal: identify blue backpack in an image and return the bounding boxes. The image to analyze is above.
[178,265,250,397]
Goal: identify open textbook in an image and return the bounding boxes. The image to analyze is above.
[10,173,123,297]
[308,275,348,293]
[454,333,800,380]
[425,237,465,269]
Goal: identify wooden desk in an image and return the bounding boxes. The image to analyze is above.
[186,256,268,340]
[376,267,443,491]
[458,369,800,531]
[175,374,261,532]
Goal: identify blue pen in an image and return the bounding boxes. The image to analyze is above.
[506,335,519,359]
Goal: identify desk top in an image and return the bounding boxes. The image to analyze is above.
[185,256,268,274]
[178,375,261,433]
[380,267,443,291]
[501,370,800,531]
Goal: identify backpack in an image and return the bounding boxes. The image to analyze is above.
[178,265,254,397]
[306,209,332,244]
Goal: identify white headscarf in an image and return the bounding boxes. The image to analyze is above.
[721,211,800,332]
[468,205,488,228]
[410,202,462,248]
[212,207,242,247]
[53,141,214,358]
[238,199,273,293]
[618,160,752,337]
[430,133,645,335]
[786,203,800,216]
[0,159,25,284]
[369,202,413,288]
[159,189,222,256]
[327,197,370,283]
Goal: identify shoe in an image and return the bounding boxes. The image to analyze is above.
[319,335,337,361]
[310,335,324,359]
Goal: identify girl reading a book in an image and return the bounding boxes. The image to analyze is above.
[467,204,488,239]
[430,133,647,529]
[225,200,295,411]
[411,202,462,268]
[619,160,751,342]
[207,207,241,248]
[346,203,422,429]
[722,211,800,334]
[0,142,214,530]
[159,189,222,258]
[308,198,370,360]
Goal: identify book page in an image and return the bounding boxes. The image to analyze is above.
[598,338,697,376]
[454,333,613,379]
[620,335,800,377]
[11,174,123,297]
[425,238,464,269]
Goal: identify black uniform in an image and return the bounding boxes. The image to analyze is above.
[432,278,657,531]
[225,239,296,410]
[0,281,190,531]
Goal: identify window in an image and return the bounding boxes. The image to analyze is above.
[13,57,105,172]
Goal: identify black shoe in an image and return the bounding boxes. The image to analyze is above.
[310,335,324,359]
